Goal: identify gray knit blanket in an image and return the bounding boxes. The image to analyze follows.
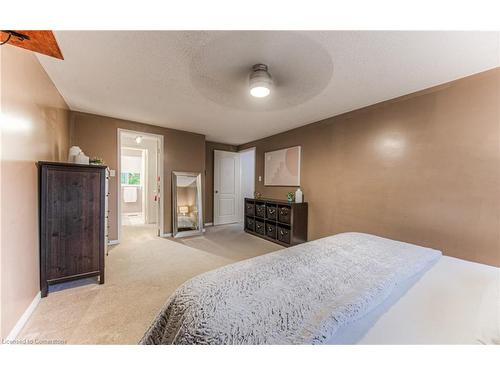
[140,232,441,344]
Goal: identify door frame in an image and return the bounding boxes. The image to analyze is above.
[117,128,164,243]
[238,147,256,222]
[213,149,241,225]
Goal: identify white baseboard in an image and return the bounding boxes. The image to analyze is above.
[107,240,119,245]
[160,232,172,238]
[204,222,213,227]
[5,292,41,342]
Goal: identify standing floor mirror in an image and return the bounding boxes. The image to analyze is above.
[172,171,203,238]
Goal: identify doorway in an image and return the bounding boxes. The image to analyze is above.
[213,148,255,225]
[238,147,256,222]
[117,129,164,241]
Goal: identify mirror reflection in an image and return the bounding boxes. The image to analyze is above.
[172,172,202,237]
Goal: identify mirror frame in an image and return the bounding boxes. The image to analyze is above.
[172,171,203,238]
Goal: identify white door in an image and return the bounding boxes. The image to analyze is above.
[155,141,161,236]
[239,148,256,222]
[214,150,240,225]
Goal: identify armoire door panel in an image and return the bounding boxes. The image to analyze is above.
[39,162,106,297]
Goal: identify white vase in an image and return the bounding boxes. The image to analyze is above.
[295,188,303,203]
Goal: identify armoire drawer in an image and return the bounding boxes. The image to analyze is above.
[278,205,291,224]
[245,201,255,216]
[255,219,266,235]
[266,204,277,220]
[277,225,291,244]
[266,222,277,239]
[245,216,255,231]
[255,203,266,218]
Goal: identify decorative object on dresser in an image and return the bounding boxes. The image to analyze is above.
[37,161,107,297]
[295,187,303,203]
[244,197,308,247]
[89,156,104,165]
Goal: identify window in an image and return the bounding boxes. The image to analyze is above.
[121,172,141,186]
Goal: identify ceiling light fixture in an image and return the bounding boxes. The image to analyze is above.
[249,63,273,98]
[135,136,142,144]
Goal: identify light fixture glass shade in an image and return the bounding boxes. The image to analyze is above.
[179,206,189,215]
[249,64,272,98]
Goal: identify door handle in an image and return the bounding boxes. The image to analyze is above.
[215,190,219,194]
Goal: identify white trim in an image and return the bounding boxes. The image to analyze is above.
[160,232,172,238]
[204,222,213,227]
[107,239,120,245]
[238,147,256,223]
[239,146,257,153]
[5,292,41,342]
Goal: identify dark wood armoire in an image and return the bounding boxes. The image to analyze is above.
[38,161,107,297]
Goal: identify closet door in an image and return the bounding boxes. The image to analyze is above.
[213,150,240,225]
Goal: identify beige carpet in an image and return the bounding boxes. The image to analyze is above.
[18,223,282,344]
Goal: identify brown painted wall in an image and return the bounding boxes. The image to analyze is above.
[70,112,205,239]
[204,141,238,223]
[1,45,70,339]
[239,68,500,266]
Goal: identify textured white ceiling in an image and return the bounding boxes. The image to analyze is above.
[37,31,499,145]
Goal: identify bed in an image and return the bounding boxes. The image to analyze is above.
[177,215,198,230]
[336,255,500,344]
[140,232,499,344]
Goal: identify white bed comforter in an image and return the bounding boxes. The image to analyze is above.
[140,232,441,344]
